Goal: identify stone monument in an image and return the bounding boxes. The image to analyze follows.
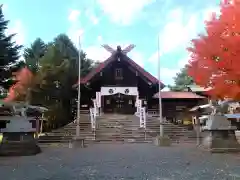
[0,102,46,156]
[202,100,240,153]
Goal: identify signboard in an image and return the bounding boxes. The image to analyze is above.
[92,99,99,117]
[96,92,101,108]
[93,99,97,109]
[94,106,99,117]
[140,107,146,128]
[135,99,142,117]
[135,95,139,107]
[137,100,142,114]
[139,100,142,108]
[89,108,96,129]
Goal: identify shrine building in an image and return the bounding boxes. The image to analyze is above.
[76,45,206,119]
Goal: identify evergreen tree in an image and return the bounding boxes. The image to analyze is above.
[0,4,23,89]
[169,66,194,91]
[23,38,46,73]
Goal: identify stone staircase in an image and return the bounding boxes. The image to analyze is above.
[146,117,199,143]
[38,113,199,145]
[95,114,198,143]
[95,114,147,142]
[38,114,94,144]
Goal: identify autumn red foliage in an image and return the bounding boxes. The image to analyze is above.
[187,0,240,100]
[4,67,33,102]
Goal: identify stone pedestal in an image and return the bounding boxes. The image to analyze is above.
[202,115,240,153]
[70,136,86,148]
[0,132,41,156]
[202,130,240,153]
[153,135,171,147]
[235,131,240,144]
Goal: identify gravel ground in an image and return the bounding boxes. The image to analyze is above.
[0,143,240,180]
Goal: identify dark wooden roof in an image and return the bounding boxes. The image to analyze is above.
[153,91,206,99]
[76,52,164,87]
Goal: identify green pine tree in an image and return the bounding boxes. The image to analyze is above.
[0,4,23,89]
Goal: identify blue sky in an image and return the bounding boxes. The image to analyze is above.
[2,0,220,86]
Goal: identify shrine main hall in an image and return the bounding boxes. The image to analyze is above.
[76,45,206,119]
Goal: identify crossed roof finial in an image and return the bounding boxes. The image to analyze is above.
[102,44,135,54]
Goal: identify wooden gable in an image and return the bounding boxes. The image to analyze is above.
[75,45,165,88]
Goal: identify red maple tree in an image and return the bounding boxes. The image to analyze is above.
[187,0,240,100]
[4,67,33,102]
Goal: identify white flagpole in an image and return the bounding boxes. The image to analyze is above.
[76,35,81,137]
[157,35,163,137]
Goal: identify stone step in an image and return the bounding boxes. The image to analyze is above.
[38,135,95,143]
[38,139,71,143]
[38,114,198,144]
[63,123,91,127]
[41,132,92,137]
[62,128,91,131]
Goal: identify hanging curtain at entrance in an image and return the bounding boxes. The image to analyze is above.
[100,87,138,96]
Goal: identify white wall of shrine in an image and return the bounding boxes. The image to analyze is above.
[100,87,138,96]
[92,86,145,114]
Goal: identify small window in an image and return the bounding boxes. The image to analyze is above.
[115,68,123,79]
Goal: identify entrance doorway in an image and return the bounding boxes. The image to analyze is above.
[114,93,124,113]
[103,93,136,114]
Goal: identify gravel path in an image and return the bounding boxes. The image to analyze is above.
[0,143,239,180]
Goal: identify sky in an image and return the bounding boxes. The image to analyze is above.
[1,0,221,86]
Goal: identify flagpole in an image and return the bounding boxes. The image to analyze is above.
[76,35,81,137]
[157,34,163,137]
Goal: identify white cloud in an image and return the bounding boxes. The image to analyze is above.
[153,67,178,85]
[148,7,201,85]
[148,52,158,63]
[159,8,198,54]
[85,45,111,61]
[85,9,99,25]
[68,10,80,22]
[147,6,203,82]
[177,52,194,68]
[160,67,178,81]
[67,8,99,47]
[128,51,144,67]
[168,8,182,20]
[203,6,220,21]
[97,35,103,42]
[97,0,155,25]
[67,9,84,46]
[67,28,84,46]
[6,20,25,45]
[178,57,188,68]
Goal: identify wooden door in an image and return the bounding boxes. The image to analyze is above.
[115,93,124,113]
